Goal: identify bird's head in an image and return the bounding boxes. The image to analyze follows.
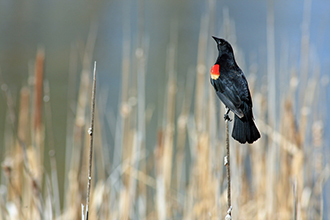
[212,36,234,55]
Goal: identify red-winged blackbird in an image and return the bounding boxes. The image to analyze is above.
[210,36,260,144]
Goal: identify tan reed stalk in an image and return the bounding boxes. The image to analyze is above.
[194,13,209,133]
[277,41,295,218]
[0,71,18,137]
[249,93,267,220]
[44,174,53,220]
[0,195,8,220]
[121,1,148,219]
[192,132,217,219]
[116,0,131,169]
[21,47,45,220]
[4,76,33,219]
[75,22,97,173]
[97,87,112,175]
[89,87,108,192]
[15,87,30,219]
[297,4,313,217]
[64,43,78,209]
[155,24,178,218]
[84,61,97,220]
[65,22,97,219]
[155,129,166,220]
[134,0,148,217]
[206,1,221,216]
[1,89,16,207]
[300,78,317,148]
[224,120,232,220]
[69,66,89,219]
[162,41,177,219]
[118,3,134,218]
[33,47,45,175]
[293,178,297,220]
[277,99,295,219]
[266,0,277,218]
[19,138,44,219]
[94,108,106,182]
[18,87,30,145]
[298,0,312,111]
[43,80,61,218]
[175,69,194,192]
[188,10,214,219]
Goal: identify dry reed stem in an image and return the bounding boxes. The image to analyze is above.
[192,133,216,219]
[117,0,131,172]
[84,61,97,220]
[21,145,44,219]
[33,47,45,174]
[16,87,30,202]
[64,43,78,206]
[6,64,46,219]
[175,69,194,192]
[97,87,112,175]
[0,72,22,204]
[299,0,312,110]
[257,119,300,155]
[43,80,61,218]
[34,47,44,131]
[162,53,176,218]
[118,3,134,217]
[123,164,156,188]
[66,22,97,218]
[293,178,297,220]
[155,130,166,220]
[225,120,232,219]
[71,68,89,217]
[195,13,209,132]
[266,0,277,217]
[94,108,106,181]
[18,87,30,144]
[157,21,178,219]
[135,1,148,216]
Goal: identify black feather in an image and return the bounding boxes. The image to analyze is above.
[232,103,260,144]
[210,37,260,144]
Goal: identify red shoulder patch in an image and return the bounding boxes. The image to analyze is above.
[211,64,220,75]
[210,64,220,79]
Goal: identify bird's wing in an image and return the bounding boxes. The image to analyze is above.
[211,77,244,118]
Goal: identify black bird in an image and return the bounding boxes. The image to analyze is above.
[210,36,260,144]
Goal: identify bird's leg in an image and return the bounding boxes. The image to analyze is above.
[224,108,232,121]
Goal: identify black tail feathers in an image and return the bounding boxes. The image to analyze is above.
[232,114,260,144]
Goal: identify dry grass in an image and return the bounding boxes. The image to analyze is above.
[0,2,329,220]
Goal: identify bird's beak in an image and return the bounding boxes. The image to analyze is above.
[212,36,220,43]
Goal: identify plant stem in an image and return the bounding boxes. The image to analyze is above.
[225,119,232,219]
[85,61,97,220]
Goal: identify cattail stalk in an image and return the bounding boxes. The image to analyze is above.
[225,120,232,219]
[85,62,97,220]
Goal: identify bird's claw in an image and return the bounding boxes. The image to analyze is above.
[224,113,232,121]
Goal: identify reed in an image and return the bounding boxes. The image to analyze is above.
[82,61,97,220]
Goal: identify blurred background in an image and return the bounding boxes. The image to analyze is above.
[0,0,329,219]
